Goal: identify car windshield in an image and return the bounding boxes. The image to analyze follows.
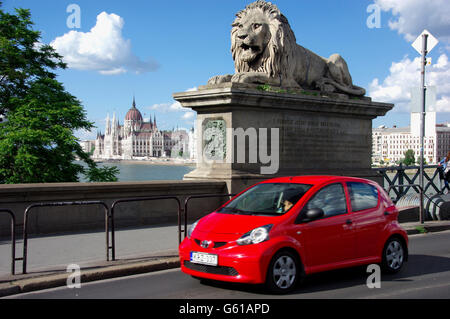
[218,183,312,216]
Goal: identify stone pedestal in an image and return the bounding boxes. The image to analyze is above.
[173,83,393,193]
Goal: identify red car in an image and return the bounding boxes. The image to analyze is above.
[179,176,408,293]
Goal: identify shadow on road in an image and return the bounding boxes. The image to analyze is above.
[196,254,450,296]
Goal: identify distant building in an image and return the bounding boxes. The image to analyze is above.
[93,97,191,160]
[80,140,95,154]
[372,112,450,164]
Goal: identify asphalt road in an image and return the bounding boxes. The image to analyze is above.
[6,231,450,299]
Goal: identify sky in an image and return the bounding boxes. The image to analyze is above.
[3,0,450,140]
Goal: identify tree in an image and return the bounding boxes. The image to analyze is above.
[0,5,119,183]
[402,149,416,166]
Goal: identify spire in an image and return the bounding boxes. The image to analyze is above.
[106,113,111,135]
[153,114,157,128]
[132,95,136,108]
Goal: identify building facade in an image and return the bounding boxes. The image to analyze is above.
[93,98,191,160]
[372,112,450,165]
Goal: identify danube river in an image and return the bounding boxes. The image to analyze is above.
[79,161,195,182]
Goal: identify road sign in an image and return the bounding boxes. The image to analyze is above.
[410,86,436,112]
[412,29,439,54]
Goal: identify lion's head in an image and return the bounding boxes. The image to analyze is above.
[231,1,296,77]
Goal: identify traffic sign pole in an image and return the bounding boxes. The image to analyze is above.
[412,29,438,224]
[419,33,428,224]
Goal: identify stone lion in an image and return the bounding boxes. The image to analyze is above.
[208,1,366,96]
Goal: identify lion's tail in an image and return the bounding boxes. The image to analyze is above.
[326,79,366,96]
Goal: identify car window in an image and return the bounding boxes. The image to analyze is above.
[347,182,379,211]
[218,183,312,216]
[305,183,347,217]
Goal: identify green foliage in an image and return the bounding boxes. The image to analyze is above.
[83,164,119,183]
[0,6,66,116]
[415,226,427,234]
[402,149,416,166]
[416,156,428,165]
[0,6,118,183]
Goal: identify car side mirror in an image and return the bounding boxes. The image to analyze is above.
[296,208,324,223]
[306,208,324,220]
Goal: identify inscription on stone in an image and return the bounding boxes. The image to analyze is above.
[272,117,370,169]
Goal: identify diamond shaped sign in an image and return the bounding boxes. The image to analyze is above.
[412,29,439,55]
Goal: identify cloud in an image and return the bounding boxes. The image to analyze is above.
[75,128,97,141]
[375,0,450,43]
[149,101,184,112]
[51,12,158,75]
[147,87,198,113]
[182,112,195,119]
[369,54,450,112]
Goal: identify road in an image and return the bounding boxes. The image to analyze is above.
[6,231,450,299]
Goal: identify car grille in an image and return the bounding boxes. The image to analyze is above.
[184,261,239,276]
[193,239,228,249]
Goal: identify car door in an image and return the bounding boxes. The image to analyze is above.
[296,182,356,271]
[346,181,384,259]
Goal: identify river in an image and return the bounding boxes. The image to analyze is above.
[79,161,195,182]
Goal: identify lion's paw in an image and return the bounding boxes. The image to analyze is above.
[208,75,232,85]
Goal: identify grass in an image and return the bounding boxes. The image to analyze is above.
[415,225,428,234]
[256,84,319,96]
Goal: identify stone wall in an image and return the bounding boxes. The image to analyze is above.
[0,180,227,237]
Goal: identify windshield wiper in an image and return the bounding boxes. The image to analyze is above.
[218,207,254,215]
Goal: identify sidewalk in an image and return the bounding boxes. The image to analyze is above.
[1,220,450,297]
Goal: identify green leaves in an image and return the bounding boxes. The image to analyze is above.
[0,5,119,183]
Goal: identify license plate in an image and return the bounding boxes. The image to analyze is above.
[190,252,218,266]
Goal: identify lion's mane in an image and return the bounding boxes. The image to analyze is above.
[231,1,296,80]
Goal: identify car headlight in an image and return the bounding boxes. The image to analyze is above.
[187,220,199,238]
[236,224,273,245]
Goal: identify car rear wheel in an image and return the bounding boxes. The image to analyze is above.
[265,250,303,294]
[381,237,405,273]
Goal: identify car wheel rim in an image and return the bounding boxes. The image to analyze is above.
[386,240,404,270]
[273,255,296,289]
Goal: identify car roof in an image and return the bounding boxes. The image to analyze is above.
[260,175,375,187]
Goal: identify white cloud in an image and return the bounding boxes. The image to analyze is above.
[182,112,195,119]
[369,53,450,113]
[75,128,97,141]
[147,87,198,112]
[51,12,158,75]
[375,0,450,43]
[149,101,184,112]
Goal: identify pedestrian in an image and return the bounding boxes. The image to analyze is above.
[439,151,450,193]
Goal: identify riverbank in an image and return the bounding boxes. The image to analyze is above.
[95,158,196,167]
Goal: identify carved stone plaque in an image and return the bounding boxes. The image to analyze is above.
[202,119,226,161]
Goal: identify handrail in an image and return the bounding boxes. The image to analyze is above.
[375,164,443,203]
[22,201,110,274]
[110,196,182,254]
[0,209,19,275]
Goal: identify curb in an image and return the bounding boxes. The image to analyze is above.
[0,257,180,298]
[405,224,450,235]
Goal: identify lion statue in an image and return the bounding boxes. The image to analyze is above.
[208,0,366,96]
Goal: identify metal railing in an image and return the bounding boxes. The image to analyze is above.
[22,201,110,274]
[0,209,20,275]
[110,196,182,259]
[374,164,442,203]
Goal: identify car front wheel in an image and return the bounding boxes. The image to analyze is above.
[265,250,303,294]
